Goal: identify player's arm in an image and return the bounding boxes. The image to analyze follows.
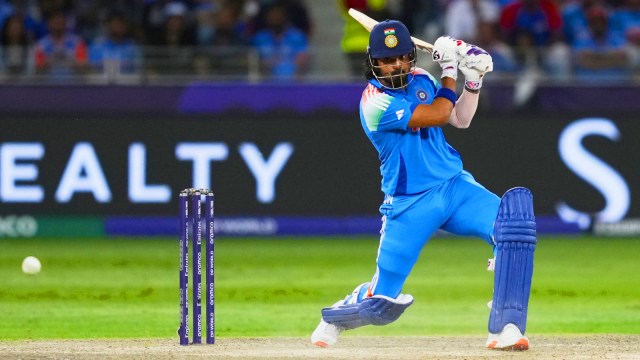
[409,36,493,129]
[448,89,479,129]
[407,77,456,128]
[409,35,469,128]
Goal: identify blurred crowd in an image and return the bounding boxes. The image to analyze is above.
[0,0,639,82]
[0,0,313,80]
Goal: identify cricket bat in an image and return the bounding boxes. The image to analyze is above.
[347,8,433,53]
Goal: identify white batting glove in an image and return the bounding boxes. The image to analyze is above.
[459,47,493,91]
[459,60,485,91]
[459,43,493,72]
[432,36,461,80]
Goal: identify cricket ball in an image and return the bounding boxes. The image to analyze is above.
[22,256,41,275]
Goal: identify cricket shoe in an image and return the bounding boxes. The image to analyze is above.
[311,319,343,347]
[486,323,529,350]
[311,283,370,347]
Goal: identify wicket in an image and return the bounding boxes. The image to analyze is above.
[179,188,215,345]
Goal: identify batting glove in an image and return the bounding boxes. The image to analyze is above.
[458,43,493,72]
[432,36,462,80]
[459,49,493,91]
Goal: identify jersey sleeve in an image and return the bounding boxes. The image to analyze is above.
[413,67,441,90]
[361,86,415,132]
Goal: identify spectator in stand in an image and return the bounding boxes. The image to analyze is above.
[611,0,640,73]
[194,0,215,46]
[34,10,88,78]
[251,2,309,79]
[145,1,197,74]
[281,0,312,36]
[0,1,47,41]
[147,2,197,47]
[249,0,312,36]
[193,0,249,46]
[211,4,249,47]
[563,0,608,45]
[610,0,640,46]
[0,13,35,76]
[74,1,143,43]
[444,0,501,43]
[36,0,74,37]
[337,0,391,76]
[194,2,251,76]
[499,0,570,75]
[572,6,633,81]
[500,0,563,48]
[88,10,141,75]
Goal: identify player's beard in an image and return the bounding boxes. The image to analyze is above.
[387,69,409,89]
[370,57,415,89]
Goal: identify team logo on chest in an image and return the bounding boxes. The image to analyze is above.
[416,89,429,102]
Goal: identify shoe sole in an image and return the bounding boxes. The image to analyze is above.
[487,338,529,351]
[313,341,330,348]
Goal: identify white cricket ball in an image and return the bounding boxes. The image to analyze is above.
[22,256,41,275]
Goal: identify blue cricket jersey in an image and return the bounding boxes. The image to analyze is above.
[359,68,463,196]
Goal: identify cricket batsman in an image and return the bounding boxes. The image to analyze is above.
[311,19,537,350]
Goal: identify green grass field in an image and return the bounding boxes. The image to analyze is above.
[1,235,639,340]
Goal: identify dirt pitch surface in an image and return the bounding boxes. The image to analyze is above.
[1,335,639,359]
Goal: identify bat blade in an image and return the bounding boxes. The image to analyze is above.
[347,8,377,32]
[347,8,433,53]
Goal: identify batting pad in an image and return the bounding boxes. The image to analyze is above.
[489,187,537,335]
[322,294,414,330]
